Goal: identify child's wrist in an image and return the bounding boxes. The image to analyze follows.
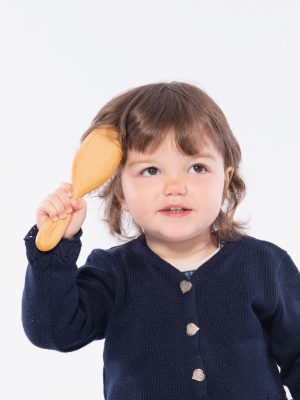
[62,229,83,241]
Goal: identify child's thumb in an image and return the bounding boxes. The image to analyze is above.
[63,198,87,239]
[71,198,86,214]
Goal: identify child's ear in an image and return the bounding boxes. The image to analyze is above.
[114,186,130,212]
[222,166,234,204]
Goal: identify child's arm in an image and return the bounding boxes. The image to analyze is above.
[22,184,116,351]
[268,253,300,398]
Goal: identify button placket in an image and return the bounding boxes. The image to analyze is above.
[180,279,208,399]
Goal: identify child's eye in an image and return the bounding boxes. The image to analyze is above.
[189,164,206,174]
[141,167,160,176]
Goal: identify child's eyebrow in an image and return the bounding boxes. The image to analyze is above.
[127,159,155,168]
[127,153,218,168]
[195,152,218,161]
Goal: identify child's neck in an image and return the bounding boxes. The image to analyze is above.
[145,232,218,267]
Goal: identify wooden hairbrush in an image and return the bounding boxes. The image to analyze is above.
[36,126,123,251]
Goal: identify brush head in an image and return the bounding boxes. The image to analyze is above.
[72,126,123,198]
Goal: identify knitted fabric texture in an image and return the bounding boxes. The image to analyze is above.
[22,225,300,400]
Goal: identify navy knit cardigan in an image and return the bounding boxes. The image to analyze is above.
[22,225,300,400]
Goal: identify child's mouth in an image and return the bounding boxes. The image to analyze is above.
[159,207,191,217]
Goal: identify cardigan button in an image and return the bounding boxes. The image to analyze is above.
[192,369,205,381]
[186,323,199,336]
[180,280,192,293]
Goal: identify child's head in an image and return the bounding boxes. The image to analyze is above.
[81,82,246,241]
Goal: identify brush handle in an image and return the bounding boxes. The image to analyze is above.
[36,214,73,251]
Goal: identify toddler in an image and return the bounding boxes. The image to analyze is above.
[22,82,300,399]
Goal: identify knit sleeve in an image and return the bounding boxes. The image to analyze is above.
[22,225,116,352]
[268,253,300,399]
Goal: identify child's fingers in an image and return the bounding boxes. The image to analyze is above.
[37,198,61,221]
[52,187,73,214]
[36,183,73,228]
[36,197,62,230]
[36,183,87,237]
[44,192,70,219]
[59,182,74,198]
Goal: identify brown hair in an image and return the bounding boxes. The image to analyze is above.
[81,82,247,241]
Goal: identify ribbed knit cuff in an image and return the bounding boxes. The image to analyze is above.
[24,225,82,268]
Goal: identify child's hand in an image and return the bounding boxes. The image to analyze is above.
[36,182,87,239]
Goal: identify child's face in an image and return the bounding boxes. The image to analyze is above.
[118,135,233,247]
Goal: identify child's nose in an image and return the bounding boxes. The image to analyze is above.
[162,177,187,196]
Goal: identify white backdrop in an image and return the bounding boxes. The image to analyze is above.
[1,1,299,399]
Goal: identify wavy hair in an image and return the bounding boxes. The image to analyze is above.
[81,82,247,241]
